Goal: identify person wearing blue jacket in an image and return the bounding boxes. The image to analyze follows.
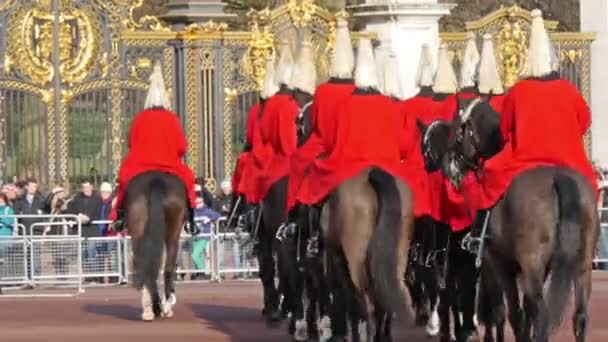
[191,197,221,276]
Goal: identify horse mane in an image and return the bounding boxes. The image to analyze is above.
[470,101,503,158]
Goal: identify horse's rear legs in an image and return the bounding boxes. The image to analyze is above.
[573,269,592,342]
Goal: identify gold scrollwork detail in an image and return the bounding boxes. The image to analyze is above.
[185,41,200,175]
[128,57,154,80]
[495,20,528,88]
[287,0,316,28]
[243,8,275,91]
[185,20,229,34]
[124,0,170,32]
[6,2,102,86]
[561,49,582,63]
[223,88,237,176]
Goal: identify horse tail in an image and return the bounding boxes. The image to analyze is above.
[134,178,166,292]
[548,172,581,328]
[367,167,406,315]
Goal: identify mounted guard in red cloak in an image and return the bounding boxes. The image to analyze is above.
[477,9,597,211]
[382,52,432,219]
[284,18,355,221]
[110,62,197,233]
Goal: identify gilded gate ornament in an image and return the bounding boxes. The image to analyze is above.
[5,0,101,86]
[496,20,528,88]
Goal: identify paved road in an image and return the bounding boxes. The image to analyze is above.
[1,275,608,341]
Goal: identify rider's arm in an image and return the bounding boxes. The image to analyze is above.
[172,114,188,157]
[573,92,591,136]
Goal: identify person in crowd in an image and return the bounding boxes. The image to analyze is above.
[12,178,45,235]
[98,182,114,236]
[67,180,103,283]
[216,179,232,217]
[1,183,19,207]
[195,178,216,208]
[0,192,15,237]
[46,186,71,277]
[191,196,221,280]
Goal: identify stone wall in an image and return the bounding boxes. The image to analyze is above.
[135,1,580,32]
[439,0,580,32]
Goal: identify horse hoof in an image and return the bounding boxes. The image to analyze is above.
[142,310,155,321]
[265,310,282,327]
[161,309,174,319]
[415,312,429,326]
[465,331,480,342]
[318,316,332,342]
[425,311,440,336]
[294,320,308,341]
[168,293,177,306]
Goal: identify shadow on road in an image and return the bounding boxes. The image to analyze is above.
[190,303,287,341]
[83,303,142,321]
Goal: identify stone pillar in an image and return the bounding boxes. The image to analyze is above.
[349,0,456,98]
[161,0,236,28]
[581,0,608,166]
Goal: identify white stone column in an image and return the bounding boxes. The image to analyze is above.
[581,0,608,166]
[350,0,456,98]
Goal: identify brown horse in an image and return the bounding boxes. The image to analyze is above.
[452,98,599,342]
[124,171,187,321]
[320,167,414,341]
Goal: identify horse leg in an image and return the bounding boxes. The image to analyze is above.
[573,268,592,342]
[141,286,155,321]
[162,235,179,318]
[326,249,349,341]
[458,248,480,342]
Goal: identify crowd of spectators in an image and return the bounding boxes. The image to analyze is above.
[0,175,254,285]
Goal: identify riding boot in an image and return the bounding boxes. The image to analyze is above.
[113,207,127,232]
[186,207,200,235]
[306,205,321,258]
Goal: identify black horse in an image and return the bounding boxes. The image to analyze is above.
[416,115,481,342]
[124,171,187,321]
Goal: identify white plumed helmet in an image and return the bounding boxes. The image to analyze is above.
[460,32,480,88]
[330,19,355,79]
[275,41,294,87]
[289,40,318,94]
[478,33,504,94]
[144,61,171,109]
[382,52,403,100]
[354,38,379,89]
[416,44,436,87]
[527,9,555,78]
[261,54,279,99]
[433,44,458,94]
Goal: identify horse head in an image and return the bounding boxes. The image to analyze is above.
[447,96,503,186]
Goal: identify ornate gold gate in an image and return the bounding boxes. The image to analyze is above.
[0,0,176,189]
[0,0,371,191]
[440,5,595,154]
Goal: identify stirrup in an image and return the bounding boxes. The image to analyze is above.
[306,234,319,258]
[276,222,296,241]
[461,232,482,255]
[185,221,200,235]
[113,219,126,233]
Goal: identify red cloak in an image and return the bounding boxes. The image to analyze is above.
[109,108,196,220]
[479,77,596,209]
[248,92,299,203]
[286,80,355,212]
[232,103,261,197]
[295,93,405,206]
